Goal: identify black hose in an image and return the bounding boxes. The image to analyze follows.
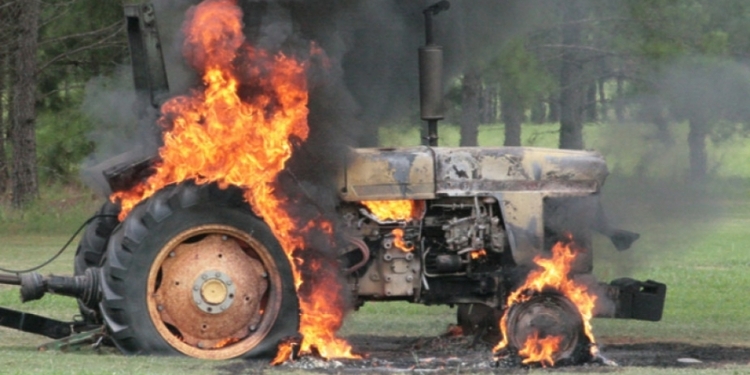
[0,214,119,274]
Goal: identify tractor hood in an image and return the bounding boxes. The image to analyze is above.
[338,146,608,201]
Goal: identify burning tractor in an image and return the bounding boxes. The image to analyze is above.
[0,0,665,367]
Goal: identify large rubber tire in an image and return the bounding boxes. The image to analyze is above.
[99,182,299,359]
[74,200,121,323]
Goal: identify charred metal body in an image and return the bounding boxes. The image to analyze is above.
[335,146,664,313]
[125,3,169,108]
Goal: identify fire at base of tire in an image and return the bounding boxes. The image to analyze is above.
[491,235,600,367]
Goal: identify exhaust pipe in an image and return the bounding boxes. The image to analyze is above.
[419,1,450,146]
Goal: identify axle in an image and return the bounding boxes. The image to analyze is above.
[0,268,101,306]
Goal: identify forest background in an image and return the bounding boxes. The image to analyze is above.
[1,0,750,209]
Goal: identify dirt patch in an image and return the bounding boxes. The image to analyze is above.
[218,335,750,374]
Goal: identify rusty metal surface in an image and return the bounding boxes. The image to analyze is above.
[154,234,267,344]
[339,147,436,201]
[433,147,607,196]
[356,231,421,299]
[495,191,545,266]
[339,146,606,201]
[147,226,283,359]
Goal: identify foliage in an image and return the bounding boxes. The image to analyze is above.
[661,57,750,127]
[36,109,96,184]
[37,0,127,110]
[492,37,555,111]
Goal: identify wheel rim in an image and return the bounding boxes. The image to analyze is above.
[147,224,283,359]
[505,294,583,362]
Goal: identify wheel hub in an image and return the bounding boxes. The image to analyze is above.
[150,233,269,349]
[193,271,236,314]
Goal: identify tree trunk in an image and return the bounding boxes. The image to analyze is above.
[459,68,480,147]
[585,81,597,123]
[530,97,546,124]
[547,92,560,123]
[559,0,586,150]
[642,97,671,144]
[615,73,625,122]
[501,89,523,146]
[687,117,707,181]
[0,51,8,194]
[490,85,500,123]
[11,0,40,208]
[598,78,607,122]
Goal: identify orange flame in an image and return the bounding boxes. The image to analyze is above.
[111,0,356,363]
[470,249,487,260]
[493,234,598,366]
[271,338,298,364]
[362,200,423,222]
[392,228,413,252]
[518,333,562,367]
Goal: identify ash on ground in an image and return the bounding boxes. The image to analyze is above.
[218,334,750,374]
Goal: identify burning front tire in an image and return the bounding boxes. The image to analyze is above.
[99,182,299,359]
[503,294,590,365]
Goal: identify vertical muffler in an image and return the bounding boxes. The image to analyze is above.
[419,1,450,146]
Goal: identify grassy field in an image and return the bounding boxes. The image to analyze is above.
[0,122,749,374]
[2,197,750,374]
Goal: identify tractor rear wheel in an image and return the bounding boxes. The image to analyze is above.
[99,182,299,359]
[73,200,120,323]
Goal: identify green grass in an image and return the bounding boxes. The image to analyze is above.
[0,183,101,236]
[2,193,750,373]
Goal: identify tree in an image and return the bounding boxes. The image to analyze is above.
[624,0,750,180]
[459,67,481,147]
[11,0,41,207]
[0,0,19,195]
[0,0,126,203]
[494,38,553,146]
[662,59,750,180]
[558,0,587,150]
